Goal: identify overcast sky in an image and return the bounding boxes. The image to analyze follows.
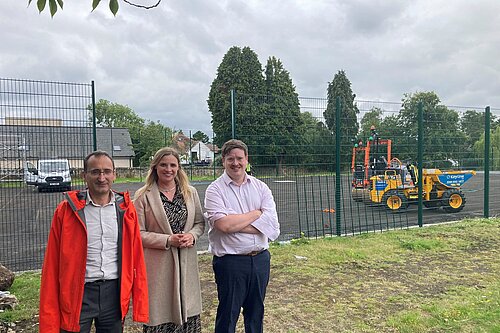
[2,0,499,134]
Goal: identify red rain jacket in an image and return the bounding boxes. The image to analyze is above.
[39,190,149,332]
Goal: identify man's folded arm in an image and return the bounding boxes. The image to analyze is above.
[250,187,280,240]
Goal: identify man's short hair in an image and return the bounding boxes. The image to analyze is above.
[221,139,248,157]
[83,151,115,171]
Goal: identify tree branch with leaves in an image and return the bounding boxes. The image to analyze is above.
[28,0,162,17]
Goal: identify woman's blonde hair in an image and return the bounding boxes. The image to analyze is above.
[134,147,193,202]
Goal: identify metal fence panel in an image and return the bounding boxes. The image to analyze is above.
[0,78,94,271]
[231,93,500,241]
[2,79,499,272]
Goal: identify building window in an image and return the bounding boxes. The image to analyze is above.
[113,145,121,151]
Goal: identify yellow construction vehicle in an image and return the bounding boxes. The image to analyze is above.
[369,158,476,213]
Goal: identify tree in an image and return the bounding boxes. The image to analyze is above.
[192,131,209,143]
[136,121,173,166]
[28,0,161,17]
[460,110,497,147]
[474,126,500,170]
[260,56,303,166]
[359,107,383,141]
[323,70,359,168]
[207,46,265,147]
[397,91,465,166]
[91,99,144,148]
[297,112,334,168]
[90,99,173,166]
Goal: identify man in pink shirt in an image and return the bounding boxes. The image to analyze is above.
[205,139,280,333]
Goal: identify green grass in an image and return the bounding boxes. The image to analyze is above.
[0,181,24,188]
[0,272,40,323]
[387,282,500,332]
[1,218,499,333]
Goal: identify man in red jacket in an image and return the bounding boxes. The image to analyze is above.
[39,151,149,333]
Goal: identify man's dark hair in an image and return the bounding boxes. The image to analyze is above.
[221,139,248,157]
[83,151,115,171]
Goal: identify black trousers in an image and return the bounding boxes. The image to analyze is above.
[212,250,271,333]
[62,279,122,333]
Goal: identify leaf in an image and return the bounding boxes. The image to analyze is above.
[37,0,46,12]
[56,0,63,9]
[109,0,119,16]
[49,0,57,16]
[92,0,101,11]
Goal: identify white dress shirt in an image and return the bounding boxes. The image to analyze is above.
[84,191,119,282]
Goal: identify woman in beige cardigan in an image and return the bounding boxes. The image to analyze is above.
[134,147,205,333]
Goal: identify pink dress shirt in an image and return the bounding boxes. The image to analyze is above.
[204,172,280,257]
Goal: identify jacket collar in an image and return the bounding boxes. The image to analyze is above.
[144,183,172,235]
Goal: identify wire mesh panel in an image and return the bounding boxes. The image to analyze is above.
[230,93,497,241]
[484,106,500,218]
[0,78,94,271]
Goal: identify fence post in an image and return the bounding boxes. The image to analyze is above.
[484,106,490,218]
[418,102,423,227]
[91,80,97,151]
[231,89,236,139]
[189,130,193,181]
[335,96,342,236]
[212,131,216,180]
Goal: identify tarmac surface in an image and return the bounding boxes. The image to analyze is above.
[1,173,499,272]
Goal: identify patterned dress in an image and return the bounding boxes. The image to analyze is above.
[143,185,202,333]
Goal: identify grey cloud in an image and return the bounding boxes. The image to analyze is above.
[1,0,500,133]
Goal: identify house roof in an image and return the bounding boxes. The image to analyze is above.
[0,125,134,160]
[191,141,220,152]
[206,143,220,153]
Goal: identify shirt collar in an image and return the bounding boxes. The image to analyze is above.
[86,190,116,207]
[222,170,251,186]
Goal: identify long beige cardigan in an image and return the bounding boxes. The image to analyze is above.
[134,183,205,326]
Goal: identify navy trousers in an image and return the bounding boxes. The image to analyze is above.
[212,250,271,333]
[62,279,122,333]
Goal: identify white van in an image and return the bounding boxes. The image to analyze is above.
[25,159,72,192]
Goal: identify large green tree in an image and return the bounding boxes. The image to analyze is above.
[90,99,172,166]
[208,48,305,168]
[261,56,303,166]
[207,46,265,147]
[396,91,465,166]
[323,70,359,168]
[92,99,144,148]
[136,121,173,166]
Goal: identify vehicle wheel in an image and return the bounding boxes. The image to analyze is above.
[37,186,43,193]
[441,189,466,213]
[381,190,408,211]
[423,190,440,209]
